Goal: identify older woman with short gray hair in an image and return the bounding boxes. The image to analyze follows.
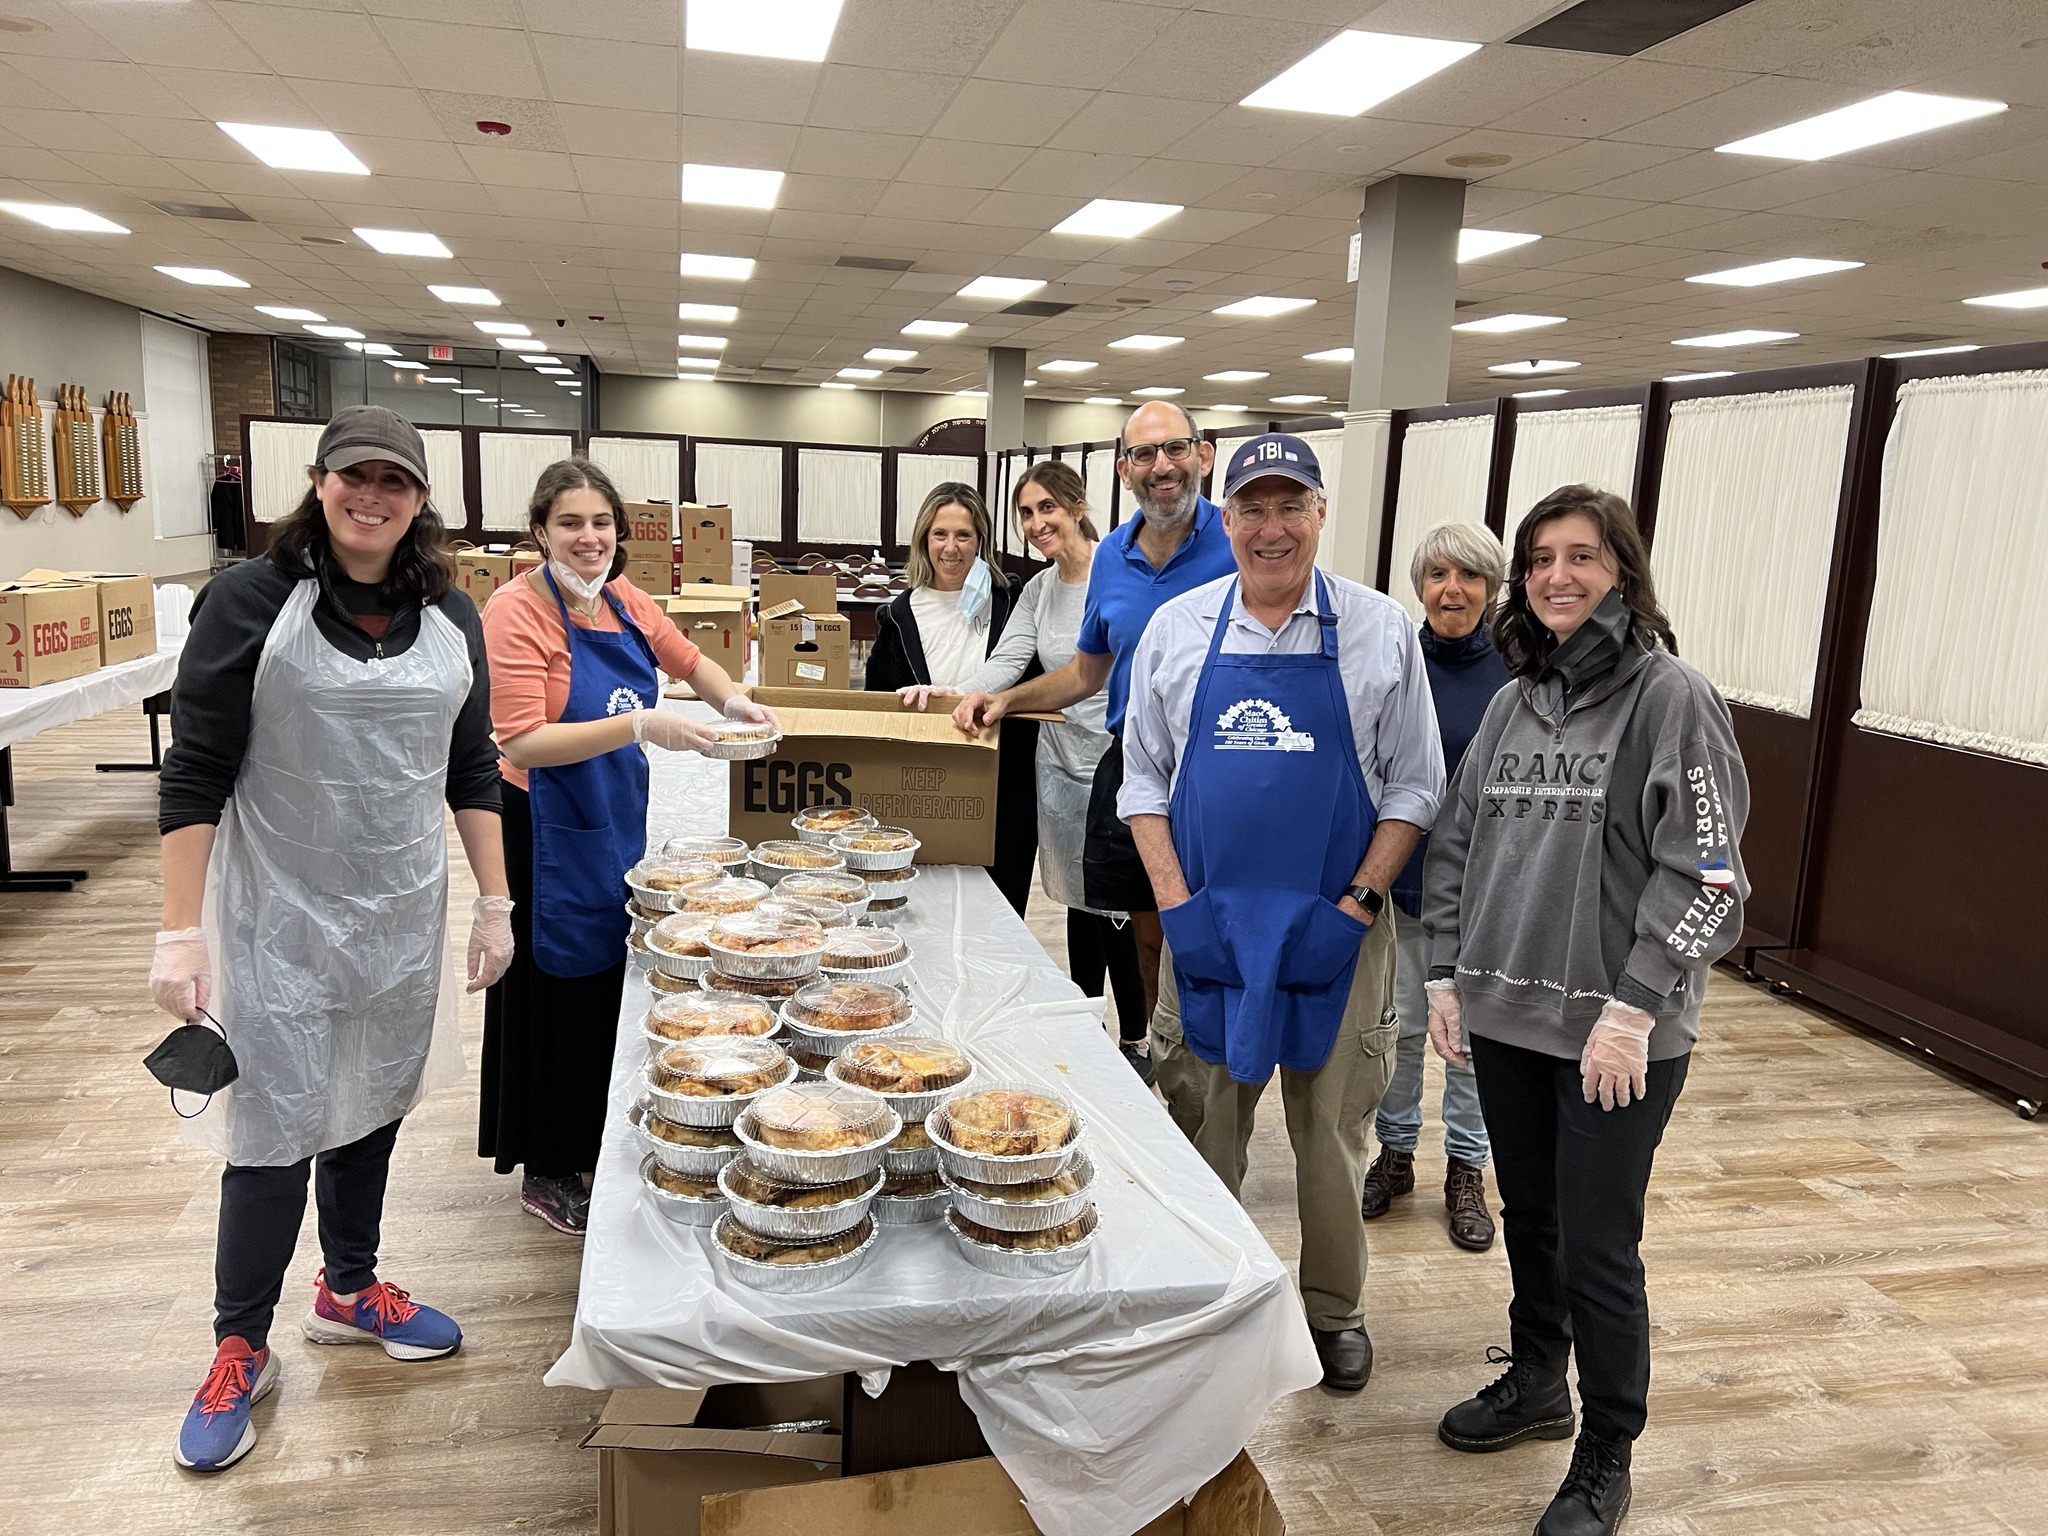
[1365,519,1511,1250]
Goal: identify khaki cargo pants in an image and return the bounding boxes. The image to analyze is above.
[1150,911,1398,1332]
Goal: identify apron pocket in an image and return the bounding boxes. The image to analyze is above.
[1158,890,1242,989]
[532,820,630,977]
[1278,897,1368,991]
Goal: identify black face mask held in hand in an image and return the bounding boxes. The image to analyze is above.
[143,1008,239,1117]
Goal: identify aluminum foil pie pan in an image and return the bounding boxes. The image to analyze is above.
[926,1084,1085,1185]
[940,1150,1095,1232]
[700,727,781,762]
[791,808,876,846]
[640,1153,727,1227]
[879,1135,942,1177]
[712,1213,876,1295]
[732,1103,901,1186]
[631,1100,743,1180]
[824,1051,974,1123]
[718,1157,882,1242]
[642,1053,799,1128]
[828,829,920,871]
[944,1203,1098,1278]
[873,1186,949,1225]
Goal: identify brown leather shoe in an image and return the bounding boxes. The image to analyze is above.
[1445,1158,1495,1251]
[1360,1147,1414,1220]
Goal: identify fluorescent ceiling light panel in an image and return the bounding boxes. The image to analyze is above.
[0,202,127,233]
[1963,286,2048,309]
[955,388,987,397]
[500,338,549,352]
[676,355,720,369]
[1487,359,1581,375]
[678,252,756,280]
[1270,394,1326,405]
[820,381,856,390]
[1051,199,1182,239]
[837,367,881,379]
[535,366,574,375]
[679,302,739,322]
[903,319,966,337]
[428,284,498,305]
[1688,257,1862,287]
[681,163,784,210]
[256,304,325,322]
[217,121,368,174]
[958,275,1044,301]
[1109,334,1182,351]
[1672,329,1798,347]
[476,397,500,404]
[1883,343,1981,358]
[1039,359,1096,373]
[1717,91,2006,161]
[353,227,450,258]
[1513,388,1567,398]
[1084,396,1124,405]
[345,341,398,355]
[1212,295,1314,318]
[686,0,845,62]
[1664,371,1734,382]
[452,387,485,395]
[305,324,363,339]
[388,361,428,370]
[155,265,246,287]
[864,347,916,362]
[1210,403,1249,411]
[559,380,583,387]
[424,375,460,383]
[475,320,531,336]
[1133,386,1185,396]
[1458,229,1538,262]
[1453,312,1565,334]
[1241,30,1479,117]
[677,334,728,351]
[520,355,561,365]
[1204,369,1268,382]
[1304,346,1354,363]
[1024,379,1038,387]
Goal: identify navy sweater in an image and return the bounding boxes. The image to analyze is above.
[1391,621,1510,917]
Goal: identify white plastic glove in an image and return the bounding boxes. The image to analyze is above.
[1425,978,1467,1066]
[151,927,211,1022]
[632,708,720,753]
[722,693,780,731]
[1581,998,1654,1111]
[898,684,961,713]
[467,896,515,993]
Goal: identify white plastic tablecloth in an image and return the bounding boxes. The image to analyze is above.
[546,729,1322,1536]
[0,644,181,752]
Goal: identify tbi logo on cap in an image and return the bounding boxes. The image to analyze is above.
[1222,433,1323,499]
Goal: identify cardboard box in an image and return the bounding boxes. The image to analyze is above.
[588,1383,841,1536]
[512,549,544,577]
[730,686,1000,863]
[0,580,103,688]
[622,501,678,563]
[699,1450,1282,1536]
[664,594,748,677]
[677,560,735,588]
[449,547,518,604]
[756,571,838,617]
[625,556,677,597]
[22,569,155,664]
[758,613,850,691]
[678,502,733,566]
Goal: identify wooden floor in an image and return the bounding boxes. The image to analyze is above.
[2,706,2043,1536]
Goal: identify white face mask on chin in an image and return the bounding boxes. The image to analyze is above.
[547,558,609,603]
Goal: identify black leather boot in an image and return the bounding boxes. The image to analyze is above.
[1311,1327,1373,1392]
[1438,1346,1574,1452]
[1534,1431,1631,1535]
[1359,1146,1414,1219]
[1445,1158,1496,1251]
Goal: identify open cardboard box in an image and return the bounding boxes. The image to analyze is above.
[20,568,154,664]
[663,593,749,676]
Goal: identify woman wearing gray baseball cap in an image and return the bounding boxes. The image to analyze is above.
[153,404,512,1473]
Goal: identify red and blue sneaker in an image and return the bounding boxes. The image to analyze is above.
[300,1269,462,1361]
[174,1335,278,1473]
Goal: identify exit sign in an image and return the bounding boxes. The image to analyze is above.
[428,344,452,361]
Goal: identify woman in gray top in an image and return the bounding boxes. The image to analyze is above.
[900,461,1148,1075]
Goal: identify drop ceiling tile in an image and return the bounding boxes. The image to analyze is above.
[807,63,958,136]
[1567,202,1735,245]
[573,155,677,197]
[582,192,677,229]
[1677,158,1903,215]
[1373,44,1613,130]
[553,103,676,158]
[677,115,796,168]
[538,33,677,112]
[522,0,676,45]
[151,65,319,122]
[367,0,525,27]
[764,209,871,242]
[1265,118,1461,177]
[0,145,87,183]
[778,172,891,216]
[1158,106,1335,169]
[38,59,199,119]
[1488,58,1751,139]
[871,181,987,221]
[677,51,819,126]
[828,0,1019,76]
[961,188,1082,230]
[0,107,143,155]
[90,115,243,162]
[350,137,476,182]
[78,2,266,71]
[973,0,1173,90]
[214,4,409,85]
[1385,125,1583,181]
[374,17,546,99]
[1047,93,1223,158]
[455,143,577,189]
[1589,149,1765,203]
[286,81,448,141]
[789,126,919,181]
[1486,139,1696,196]
[1623,74,1868,152]
[1143,8,1337,106]
[897,136,1034,189]
[48,150,204,190]
[927,78,1094,148]
[354,177,501,215]
[1103,157,1248,205]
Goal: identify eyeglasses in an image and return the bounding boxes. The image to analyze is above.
[1121,436,1198,468]
[1229,501,1316,530]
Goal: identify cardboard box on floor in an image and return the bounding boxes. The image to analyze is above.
[0,579,102,687]
[622,501,677,561]
[21,568,154,664]
[447,545,533,605]
[662,591,750,677]
[625,556,677,597]
[678,502,733,568]
[758,612,849,690]
[756,571,837,616]
[678,561,735,588]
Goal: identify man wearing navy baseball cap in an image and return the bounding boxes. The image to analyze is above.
[1119,431,1445,1392]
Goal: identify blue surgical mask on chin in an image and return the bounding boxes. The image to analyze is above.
[956,557,993,623]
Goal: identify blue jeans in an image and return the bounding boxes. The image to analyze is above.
[1376,904,1490,1167]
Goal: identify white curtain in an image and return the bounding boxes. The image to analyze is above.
[1651,387,1852,717]
[1083,445,1119,529]
[479,432,574,532]
[1854,370,2048,764]
[896,452,980,548]
[589,435,680,504]
[140,316,211,539]
[1387,415,1493,620]
[420,429,465,525]
[1296,427,1345,573]
[1503,405,1639,548]
[248,420,325,523]
[695,441,782,542]
[797,448,882,544]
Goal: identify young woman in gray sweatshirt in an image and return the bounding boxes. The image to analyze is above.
[1420,484,1749,1536]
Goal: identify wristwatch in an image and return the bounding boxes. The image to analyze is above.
[1346,883,1384,917]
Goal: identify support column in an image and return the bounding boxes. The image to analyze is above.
[1348,174,1465,412]
[984,346,1026,452]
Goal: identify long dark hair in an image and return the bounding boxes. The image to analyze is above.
[1492,484,1677,678]
[268,464,452,606]
[529,457,629,581]
[1013,459,1100,541]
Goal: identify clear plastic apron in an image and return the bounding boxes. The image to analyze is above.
[186,579,471,1167]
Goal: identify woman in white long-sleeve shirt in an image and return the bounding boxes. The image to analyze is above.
[900,462,1149,1076]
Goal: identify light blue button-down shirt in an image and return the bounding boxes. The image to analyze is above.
[1118,571,1446,832]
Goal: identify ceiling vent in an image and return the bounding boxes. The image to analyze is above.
[753,363,800,374]
[1002,300,1075,318]
[1874,332,1948,344]
[300,235,346,246]
[148,200,255,222]
[1510,0,1756,56]
[886,365,930,375]
[835,254,915,272]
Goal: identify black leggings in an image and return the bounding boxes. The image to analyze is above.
[1067,909,1147,1042]
[214,1118,402,1351]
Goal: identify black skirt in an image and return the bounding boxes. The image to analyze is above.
[478,779,630,1177]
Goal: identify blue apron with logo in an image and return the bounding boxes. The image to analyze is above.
[528,570,659,978]
[1157,573,1377,1083]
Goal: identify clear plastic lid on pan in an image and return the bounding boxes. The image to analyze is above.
[951,1161,1089,1202]
[707,910,827,963]
[626,855,722,894]
[645,992,777,1041]
[784,979,913,1034]
[650,1036,791,1098]
[832,826,917,854]
[818,926,909,971]
[645,1162,723,1200]
[648,968,697,995]
[880,1170,943,1198]
[775,871,870,908]
[702,971,804,1001]
[664,835,749,870]
[641,1110,740,1149]
[721,1156,871,1211]
[701,721,781,760]
[933,1083,1079,1158]
[647,912,718,958]
[748,1081,895,1151]
[758,893,852,929]
[834,1035,970,1094]
[791,805,875,837]
[752,839,848,874]
[680,876,773,913]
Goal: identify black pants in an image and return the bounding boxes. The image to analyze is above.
[1470,1033,1689,1442]
[988,717,1041,918]
[1067,909,1146,1042]
[215,1117,402,1351]
[1082,738,1158,913]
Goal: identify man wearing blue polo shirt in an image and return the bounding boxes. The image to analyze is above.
[953,401,1237,1076]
